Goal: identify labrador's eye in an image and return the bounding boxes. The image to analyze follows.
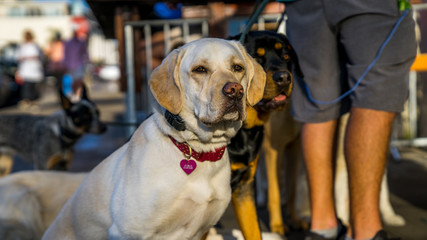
[233,64,244,72]
[193,66,207,73]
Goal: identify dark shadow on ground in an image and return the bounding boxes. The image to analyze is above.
[388,156,427,210]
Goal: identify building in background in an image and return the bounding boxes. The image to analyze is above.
[0,0,118,66]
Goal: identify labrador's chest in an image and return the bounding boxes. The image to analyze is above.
[140,156,231,239]
[150,170,231,239]
[109,148,232,239]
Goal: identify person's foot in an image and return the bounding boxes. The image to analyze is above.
[371,230,400,240]
[29,102,40,113]
[304,220,347,240]
[341,230,400,240]
[17,99,30,110]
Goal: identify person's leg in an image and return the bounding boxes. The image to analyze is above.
[20,81,30,101]
[30,82,41,102]
[70,65,85,102]
[345,107,395,239]
[288,1,346,235]
[18,81,31,109]
[301,119,338,231]
[338,6,416,238]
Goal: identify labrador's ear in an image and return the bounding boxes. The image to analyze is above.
[149,48,184,115]
[234,42,266,106]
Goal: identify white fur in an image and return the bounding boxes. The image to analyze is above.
[0,171,86,239]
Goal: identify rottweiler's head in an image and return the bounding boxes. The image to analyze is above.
[230,31,303,112]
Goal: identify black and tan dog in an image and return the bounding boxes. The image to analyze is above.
[0,86,106,176]
[228,31,303,239]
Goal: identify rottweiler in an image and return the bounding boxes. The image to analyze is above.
[228,31,303,239]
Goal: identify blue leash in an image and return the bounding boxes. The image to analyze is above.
[305,9,410,105]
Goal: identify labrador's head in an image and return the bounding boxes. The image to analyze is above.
[150,38,266,130]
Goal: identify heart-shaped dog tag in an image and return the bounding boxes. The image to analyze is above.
[180,159,197,175]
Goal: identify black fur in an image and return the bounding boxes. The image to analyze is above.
[229,126,264,190]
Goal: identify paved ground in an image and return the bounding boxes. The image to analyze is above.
[2,79,427,239]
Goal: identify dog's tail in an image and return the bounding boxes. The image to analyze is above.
[0,184,44,240]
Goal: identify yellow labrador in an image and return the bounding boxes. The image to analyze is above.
[43,38,266,240]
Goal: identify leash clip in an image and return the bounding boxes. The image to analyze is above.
[398,0,411,11]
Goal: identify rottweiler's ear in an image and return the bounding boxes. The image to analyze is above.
[227,33,242,41]
[234,42,266,106]
[149,48,184,115]
[279,34,304,78]
[59,89,73,111]
[81,82,89,100]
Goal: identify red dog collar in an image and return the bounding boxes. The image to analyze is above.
[169,136,226,162]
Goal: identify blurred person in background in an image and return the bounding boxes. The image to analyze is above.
[45,31,65,86]
[63,28,89,102]
[15,30,44,110]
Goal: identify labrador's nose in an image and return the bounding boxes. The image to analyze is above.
[222,82,244,100]
[273,71,292,88]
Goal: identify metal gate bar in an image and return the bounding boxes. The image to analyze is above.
[123,18,209,135]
